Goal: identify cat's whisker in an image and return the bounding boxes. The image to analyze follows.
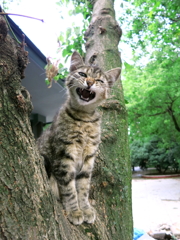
[58,87,66,93]
[59,90,68,99]
[71,76,79,81]
[67,84,80,90]
[58,87,69,99]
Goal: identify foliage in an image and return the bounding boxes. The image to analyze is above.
[57,0,93,20]
[120,0,180,156]
[121,0,180,53]
[131,136,180,173]
[123,46,180,143]
[59,26,85,62]
[46,0,93,82]
[130,139,149,170]
[1,0,20,10]
[57,0,92,59]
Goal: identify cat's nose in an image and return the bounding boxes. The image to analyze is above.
[86,77,95,89]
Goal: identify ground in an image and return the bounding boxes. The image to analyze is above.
[132,167,180,238]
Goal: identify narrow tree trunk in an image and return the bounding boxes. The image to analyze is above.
[85,0,133,239]
[0,1,133,238]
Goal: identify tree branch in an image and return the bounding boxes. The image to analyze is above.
[169,17,180,23]
[167,106,180,132]
[0,12,44,22]
[148,111,167,117]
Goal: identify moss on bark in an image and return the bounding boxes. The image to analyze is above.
[85,0,133,239]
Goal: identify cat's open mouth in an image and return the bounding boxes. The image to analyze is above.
[76,88,96,102]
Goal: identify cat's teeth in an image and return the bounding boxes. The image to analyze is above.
[81,96,89,101]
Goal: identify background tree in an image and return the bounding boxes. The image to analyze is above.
[0,0,133,239]
[123,49,180,143]
[118,0,180,169]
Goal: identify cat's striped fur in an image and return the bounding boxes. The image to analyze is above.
[37,51,121,225]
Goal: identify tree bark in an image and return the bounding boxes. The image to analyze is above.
[0,15,64,240]
[0,0,133,238]
[85,0,133,239]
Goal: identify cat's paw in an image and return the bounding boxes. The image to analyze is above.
[67,210,84,225]
[82,207,96,224]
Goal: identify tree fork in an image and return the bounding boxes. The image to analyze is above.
[0,1,133,238]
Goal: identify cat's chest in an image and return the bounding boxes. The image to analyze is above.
[74,121,100,146]
[65,120,101,158]
[72,122,100,169]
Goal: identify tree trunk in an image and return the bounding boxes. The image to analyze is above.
[84,0,133,239]
[0,15,70,240]
[0,0,133,238]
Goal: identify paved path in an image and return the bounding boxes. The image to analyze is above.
[132,177,180,232]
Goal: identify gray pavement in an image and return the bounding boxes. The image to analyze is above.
[132,175,180,233]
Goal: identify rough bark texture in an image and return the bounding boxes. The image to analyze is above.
[0,15,62,240]
[0,0,133,238]
[85,0,133,239]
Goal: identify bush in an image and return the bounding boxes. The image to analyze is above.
[130,140,148,171]
[130,136,180,173]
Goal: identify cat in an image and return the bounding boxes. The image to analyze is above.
[37,51,121,225]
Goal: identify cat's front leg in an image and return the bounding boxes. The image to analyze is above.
[76,156,96,224]
[53,159,84,225]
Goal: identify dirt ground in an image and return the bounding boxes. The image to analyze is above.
[132,168,180,233]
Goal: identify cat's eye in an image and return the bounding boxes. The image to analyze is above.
[96,79,104,83]
[78,72,87,77]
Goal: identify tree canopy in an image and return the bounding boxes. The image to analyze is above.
[118,0,180,147]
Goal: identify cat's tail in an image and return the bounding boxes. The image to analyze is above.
[43,154,60,200]
[49,174,60,200]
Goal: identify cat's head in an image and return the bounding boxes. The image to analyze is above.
[66,51,121,110]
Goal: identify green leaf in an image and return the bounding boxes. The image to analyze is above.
[124,62,134,71]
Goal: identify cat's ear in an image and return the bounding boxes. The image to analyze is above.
[70,51,85,72]
[105,68,121,87]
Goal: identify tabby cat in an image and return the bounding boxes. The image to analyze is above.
[37,51,121,225]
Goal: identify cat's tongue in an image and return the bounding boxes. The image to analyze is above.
[82,89,90,98]
[76,88,96,102]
